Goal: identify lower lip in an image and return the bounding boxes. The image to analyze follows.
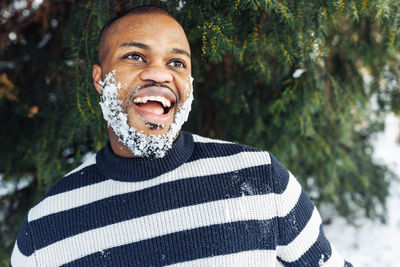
[133,104,174,126]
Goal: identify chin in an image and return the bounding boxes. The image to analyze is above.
[126,119,171,136]
[141,126,170,136]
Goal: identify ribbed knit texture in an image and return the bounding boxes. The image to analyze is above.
[11,131,352,267]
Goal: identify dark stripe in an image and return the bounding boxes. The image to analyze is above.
[44,166,106,198]
[277,190,315,246]
[16,217,35,256]
[64,221,277,267]
[31,165,274,250]
[188,141,261,162]
[278,225,332,266]
[270,154,290,194]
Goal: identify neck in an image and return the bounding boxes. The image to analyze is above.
[96,130,194,181]
[107,127,139,158]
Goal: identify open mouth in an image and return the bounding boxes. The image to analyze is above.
[134,95,173,115]
[130,88,177,127]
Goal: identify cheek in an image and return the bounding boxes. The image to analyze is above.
[176,76,193,103]
[127,108,137,125]
[114,73,138,110]
[115,68,140,89]
[118,87,133,113]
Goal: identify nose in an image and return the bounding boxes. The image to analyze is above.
[139,64,173,84]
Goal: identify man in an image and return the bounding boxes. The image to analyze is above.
[11,6,352,267]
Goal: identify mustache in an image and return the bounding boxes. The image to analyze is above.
[135,82,173,92]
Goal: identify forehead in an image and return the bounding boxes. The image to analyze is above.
[107,13,190,52]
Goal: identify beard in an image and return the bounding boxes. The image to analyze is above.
[99,70,194,158]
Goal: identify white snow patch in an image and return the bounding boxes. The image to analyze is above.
[12,0,27,10]
[32,0,43,9]
[0,174,33,197]
[8,32,17,41]
[292,69,306,78]
[324,113,400,266]
[318,254,325,266]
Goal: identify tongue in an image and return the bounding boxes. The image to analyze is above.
[137,101,164,115]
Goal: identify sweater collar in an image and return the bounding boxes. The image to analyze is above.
[96,131,194,181]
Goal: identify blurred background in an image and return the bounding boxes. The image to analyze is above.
[1,0,399,265]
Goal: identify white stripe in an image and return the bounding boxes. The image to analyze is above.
[323,245,345,267]
[275,172,302,217]
[276,207,322,262]
[166,250,276,266]
[65,153,96,177]
[29,151,272,221]
[11,241,37,267]
[272,172,302,217]
[192,134,234,144]
[34,187,301,266]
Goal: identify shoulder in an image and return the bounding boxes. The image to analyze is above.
[189,133,303,212]
[64,152,97,177]
[190,133,272,164]
[189,133,295,193]
[190,133,297,192]
[44,152,99,198]
[191,133,235,144]
[12,153,101,266]
[27,152,101,222]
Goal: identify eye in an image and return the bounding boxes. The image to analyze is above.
[167,59,185,68]
[123,53,145,62]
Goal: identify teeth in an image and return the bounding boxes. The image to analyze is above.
[133,96,171,108]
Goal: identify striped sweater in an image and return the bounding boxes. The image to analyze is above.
[11,131,352,266]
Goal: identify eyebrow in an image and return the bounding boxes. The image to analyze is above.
[171,48,191,58]
[120,41,191,58]
[120,41,149,50]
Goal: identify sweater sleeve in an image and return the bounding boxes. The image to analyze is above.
[269,154,353,267]
[10,216,37,267]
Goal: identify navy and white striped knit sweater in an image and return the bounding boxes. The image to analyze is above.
[11,131,352,266]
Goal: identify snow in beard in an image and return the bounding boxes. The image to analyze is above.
[99,70,194,158]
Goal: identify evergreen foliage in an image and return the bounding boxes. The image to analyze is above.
[1,0,399,262]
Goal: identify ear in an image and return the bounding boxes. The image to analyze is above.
[92,64,102,95]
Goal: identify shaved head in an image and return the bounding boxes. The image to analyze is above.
[97,5,184,65]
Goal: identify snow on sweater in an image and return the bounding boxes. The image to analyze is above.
[11,131,352,266]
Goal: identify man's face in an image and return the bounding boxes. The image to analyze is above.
[93,13,192,136]
[92,13,193,157]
